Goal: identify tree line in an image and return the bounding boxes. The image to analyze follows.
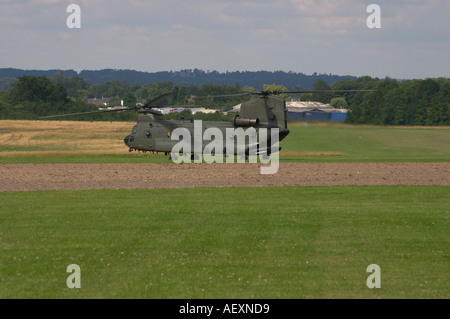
[332,77,450,126]
[0,73,448,125]
[0,68,356,90]
[0,74,246,121]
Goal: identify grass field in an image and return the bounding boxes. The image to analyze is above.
[0,120,449,299]
[1,186,448,299]
[282,122,450,163]
[0,120,449,163]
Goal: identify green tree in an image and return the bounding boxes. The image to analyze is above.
[8,76,54,103]
[311,79,333,103]
[121,92,136,107]
[330,97,348,109]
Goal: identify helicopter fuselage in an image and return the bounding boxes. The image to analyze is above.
[124,94,290,157]
[123,115,290,156]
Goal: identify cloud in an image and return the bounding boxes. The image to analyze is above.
[0,0,449,78]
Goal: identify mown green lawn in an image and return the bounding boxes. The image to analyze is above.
[1,186,448,299]
[281,122,450,162]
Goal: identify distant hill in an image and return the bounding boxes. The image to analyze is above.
[0,68,357,90]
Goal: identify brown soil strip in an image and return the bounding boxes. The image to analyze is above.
[0,162,449,192]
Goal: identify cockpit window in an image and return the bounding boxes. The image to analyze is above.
[132,125,137,135]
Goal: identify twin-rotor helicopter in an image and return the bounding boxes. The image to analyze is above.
[41,89,373,160]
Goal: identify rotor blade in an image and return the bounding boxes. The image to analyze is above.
[266,90,376,95]
[40,92,171,119]
[194,93,251,99]
[144,92,172,107]
[161,104,225,108]
[287,90,375,94]
[170,90,376,103]
[39,107,137,119]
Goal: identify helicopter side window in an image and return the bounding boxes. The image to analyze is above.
[146,131,152,138]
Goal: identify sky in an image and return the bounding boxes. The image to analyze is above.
[0,0,449,79]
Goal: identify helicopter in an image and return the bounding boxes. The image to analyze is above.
[41,90,373,162]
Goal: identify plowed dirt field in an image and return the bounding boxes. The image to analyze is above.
[1,162,448,191]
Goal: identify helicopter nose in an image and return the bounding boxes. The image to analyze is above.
[124,135,131,146]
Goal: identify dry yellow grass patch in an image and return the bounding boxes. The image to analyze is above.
[1,120,348,157]
[0,120,132,154]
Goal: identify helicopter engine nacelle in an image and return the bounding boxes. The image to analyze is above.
[232,115,260,127]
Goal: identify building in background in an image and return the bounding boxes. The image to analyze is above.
[286,101,347,122]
